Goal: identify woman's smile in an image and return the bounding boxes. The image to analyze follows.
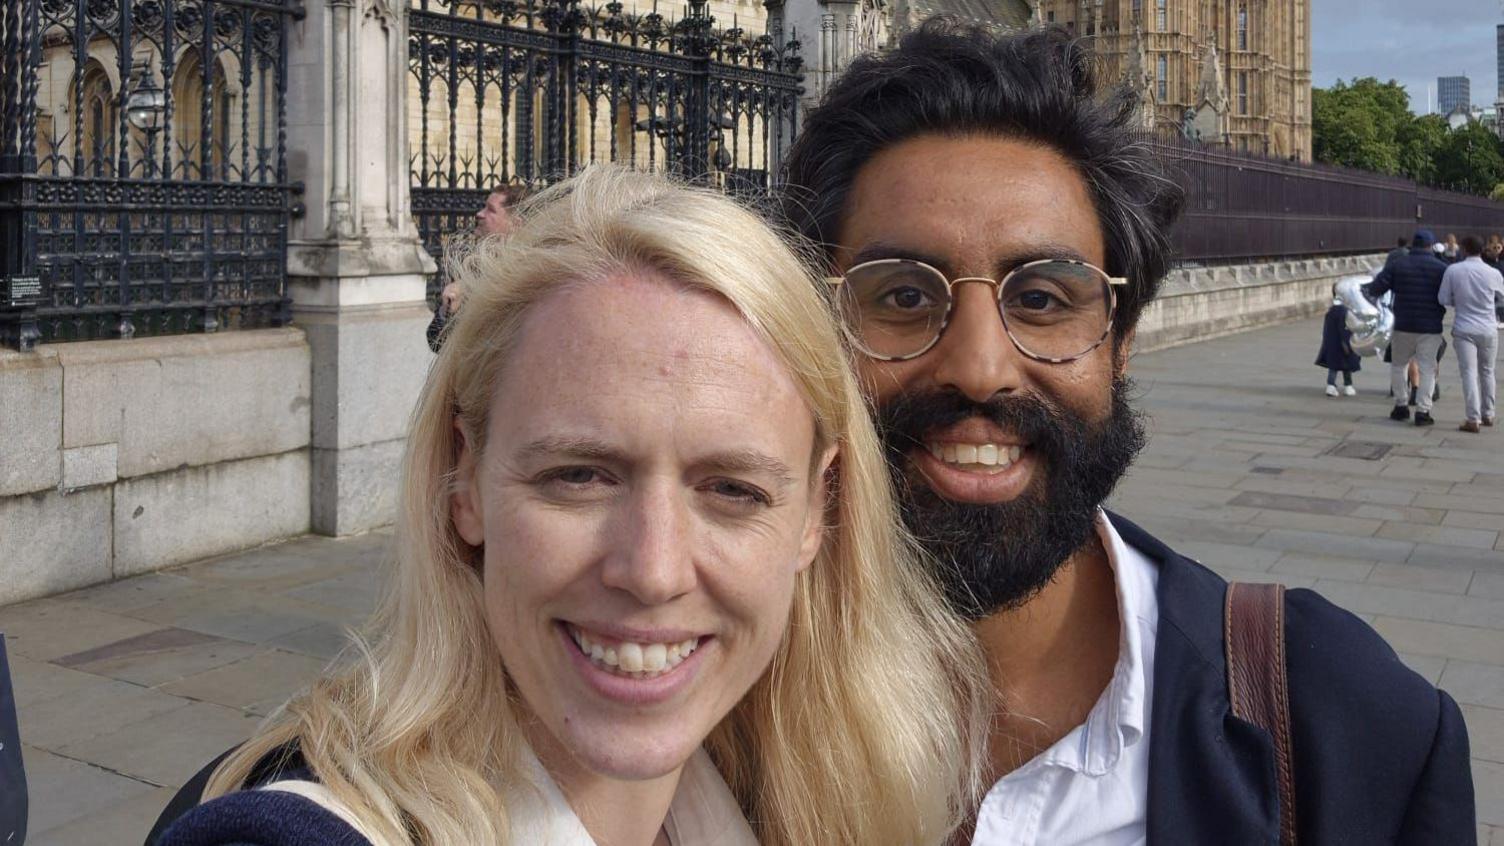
[557,622,712,706]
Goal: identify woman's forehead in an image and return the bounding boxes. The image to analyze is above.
[491,272,815,445]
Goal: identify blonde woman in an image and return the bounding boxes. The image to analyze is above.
[153,166,986,846]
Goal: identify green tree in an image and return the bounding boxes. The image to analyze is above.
[1432,121,1504,195]
[1396,113,1448,183]
[1312,78,1414,174]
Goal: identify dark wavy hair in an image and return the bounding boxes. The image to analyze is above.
[780,20,1185,338]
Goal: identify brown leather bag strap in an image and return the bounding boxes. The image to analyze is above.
[1224,582,1297,846]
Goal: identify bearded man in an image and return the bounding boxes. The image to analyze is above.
[782,21,1475,845]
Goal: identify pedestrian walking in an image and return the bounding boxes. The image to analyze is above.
[1438,234,1504,432]
[1369,230,1450,425]
[1316,283,1361,396]
[1443,233,1461,263]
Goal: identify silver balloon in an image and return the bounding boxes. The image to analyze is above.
[1335,275,1392,357]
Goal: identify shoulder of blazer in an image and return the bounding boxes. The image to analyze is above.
[155,787,374,846]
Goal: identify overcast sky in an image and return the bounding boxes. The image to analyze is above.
[1313,0,1502,112]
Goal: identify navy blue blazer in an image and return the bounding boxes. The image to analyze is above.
[1118,514,1477,845]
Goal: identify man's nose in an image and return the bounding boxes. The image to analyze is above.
[601,485,697,606]
[930,281,1027,403]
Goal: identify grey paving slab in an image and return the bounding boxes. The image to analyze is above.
[1367,562,1477,595]
[21,745,160,834]
[1376,521,1500,551]
[0,601,166,662]
[1252,528,1416,563]
[1473,573,1504,599]
[27,786,177,846]
[1350,503,1447,525]
[1479,761,1504,827]
[1270,553,1375,583]
[157,647,332,714]
[53,700,263,787]
[53,626,261,687]
[1466,705,1504,766]
[1228,490,1356,516]
[1441,662,1504,711]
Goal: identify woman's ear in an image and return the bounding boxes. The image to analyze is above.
[451,418,486,547]
[796,443,841,573]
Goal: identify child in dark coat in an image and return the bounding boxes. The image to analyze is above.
[1316,287,1362,396]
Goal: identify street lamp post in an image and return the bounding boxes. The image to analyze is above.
[125,74,167,179]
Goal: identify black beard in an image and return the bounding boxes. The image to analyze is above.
[875,379,1146,621]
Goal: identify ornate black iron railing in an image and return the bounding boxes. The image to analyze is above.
[407,0,803,300]
[1,0,299,350]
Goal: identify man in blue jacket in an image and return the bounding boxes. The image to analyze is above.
[782,21,1475,844]
[1368,230,1450,426]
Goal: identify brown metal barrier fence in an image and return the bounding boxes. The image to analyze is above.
[1154,138,1504,265]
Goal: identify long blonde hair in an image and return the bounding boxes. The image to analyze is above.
[206,165,986,844]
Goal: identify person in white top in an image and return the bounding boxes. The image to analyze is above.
[160,166,987,846]
[1437,234,1504,432]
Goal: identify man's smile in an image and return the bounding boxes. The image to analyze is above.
[903,418,1038,504]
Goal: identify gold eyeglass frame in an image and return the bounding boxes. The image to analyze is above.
[825,257,1129,365]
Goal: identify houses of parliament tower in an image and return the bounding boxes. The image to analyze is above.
[1033,0,1312,161]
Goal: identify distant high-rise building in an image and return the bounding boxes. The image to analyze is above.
[1497,25,1504,97]
[1439,75,1471,115]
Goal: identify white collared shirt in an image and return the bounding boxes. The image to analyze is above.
[970,512,1160,846]
[263,744,756,846]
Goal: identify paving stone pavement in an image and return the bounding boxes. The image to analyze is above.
[1,314,1501,844]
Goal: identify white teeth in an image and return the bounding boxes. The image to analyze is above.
[569,626,700,678]
[643,643,667,672]
[618,642,643,672]
[925,442,1022,469]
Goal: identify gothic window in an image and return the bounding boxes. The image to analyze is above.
[1237,5,1248,50]
[1047,9,1055,21]
[172,52,233,180]
[1156,55,1167,100]
[1154,0,1166,31]
[1131,0,1141,24]
[78,63,116,177]
[1238,71,1249,115]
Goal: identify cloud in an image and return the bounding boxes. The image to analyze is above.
[1313,0,1500,111]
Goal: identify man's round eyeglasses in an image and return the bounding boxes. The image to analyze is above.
[825,257,1127,364]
